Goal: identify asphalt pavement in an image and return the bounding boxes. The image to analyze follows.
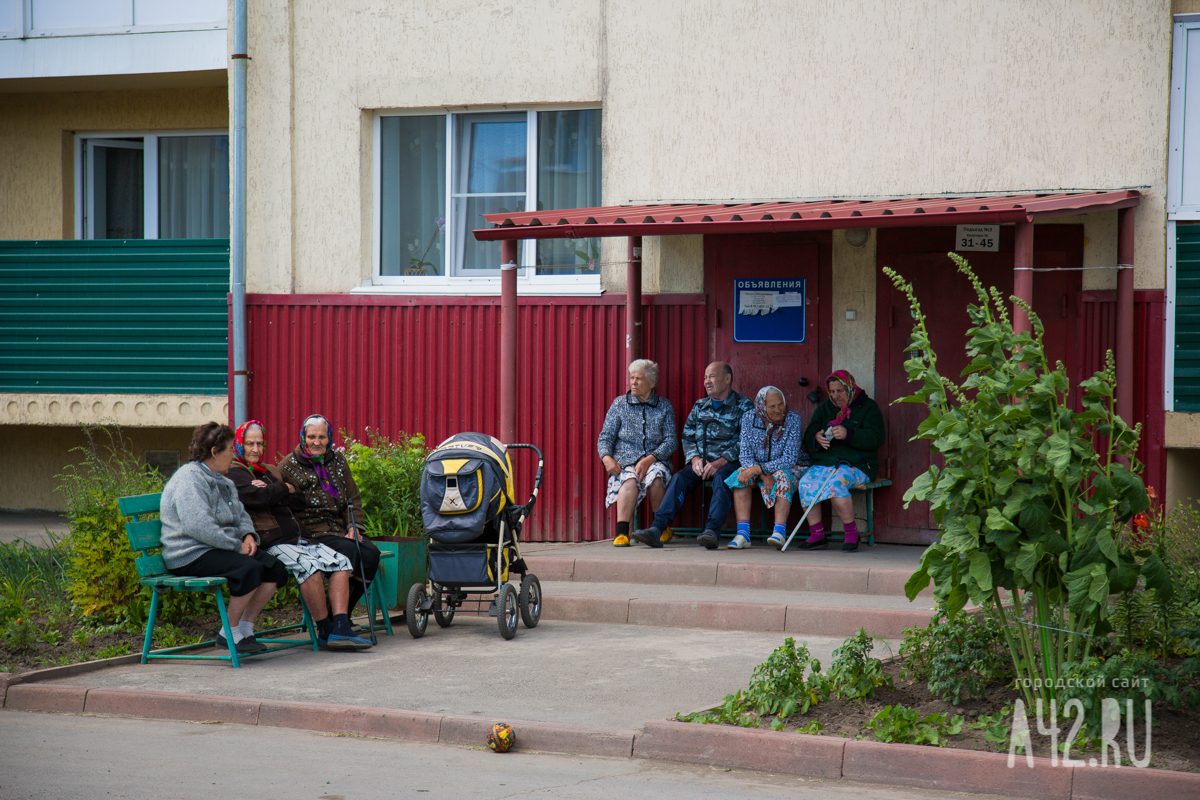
[0,711,1023,800]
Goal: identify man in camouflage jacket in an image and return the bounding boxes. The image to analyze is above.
[632,362,753,549]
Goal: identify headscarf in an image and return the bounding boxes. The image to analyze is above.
[233,420,268,476]
[300,414,339,500]
[755,385,787,448]
[827,370,859,427]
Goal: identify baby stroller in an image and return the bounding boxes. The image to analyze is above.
[406,432,544,640]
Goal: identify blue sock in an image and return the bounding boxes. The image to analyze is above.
[736,522,750,538]
[773,523,786,538]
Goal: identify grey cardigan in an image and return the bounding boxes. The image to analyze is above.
[160,461,258,570]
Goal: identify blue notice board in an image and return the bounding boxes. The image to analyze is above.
[733,278,806,343]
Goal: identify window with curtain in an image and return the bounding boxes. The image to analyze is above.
[378,108,601,280]
[158,135,229,239]
[80,132,229,240]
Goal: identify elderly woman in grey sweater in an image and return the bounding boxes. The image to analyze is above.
[160,422,289,654]
[597,359,677,546]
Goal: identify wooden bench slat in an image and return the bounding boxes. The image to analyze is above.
[118,492,164,517]
[135,553,168,579]
[141,575,227,589]
[126,519,163,551]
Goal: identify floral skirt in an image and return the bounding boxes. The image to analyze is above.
[795,464,870,508]
[604,461,671,508]
[724,465,805,508]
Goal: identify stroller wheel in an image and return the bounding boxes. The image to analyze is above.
[497,584,518,640]
[406,583,429,638]
[434,590,455,628]
[519,574,542,629]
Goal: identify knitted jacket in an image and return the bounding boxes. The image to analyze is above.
[738,409,809,474]
[596,391,677,468]
[278,446,366,536]
[228,462,309,550]
[681,390,753,464]
[159,461,256,570]
[802,390,886,481]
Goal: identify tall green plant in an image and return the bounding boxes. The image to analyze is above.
[344,429,428,537]
[57,426,163,622]
[884,255,1159,708]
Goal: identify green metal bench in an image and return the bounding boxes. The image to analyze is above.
[118,492,394,666]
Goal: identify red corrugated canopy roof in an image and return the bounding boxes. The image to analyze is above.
[475,190,1141,241]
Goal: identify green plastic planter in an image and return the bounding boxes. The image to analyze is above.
[373,536,429,609]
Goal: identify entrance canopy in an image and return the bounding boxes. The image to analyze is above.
[475,190,1140,240]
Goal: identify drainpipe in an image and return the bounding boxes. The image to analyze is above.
[1116,207,1135,424]
[1013,222,1034,337]
[500,239,519,443]
[626,236,642,364]
[230,0,248,425]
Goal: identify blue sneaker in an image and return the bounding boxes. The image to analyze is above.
[326,632,373,650]
[727,534,752,550]
[768,532,786,550]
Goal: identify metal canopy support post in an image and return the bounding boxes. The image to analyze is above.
[230,0,248,425]
[627,236,642,365]
[500,239,519,443]
[1117,207,1136,422]
[1013,222,1034,337]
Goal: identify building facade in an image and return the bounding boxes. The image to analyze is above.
[3,1,1195,543]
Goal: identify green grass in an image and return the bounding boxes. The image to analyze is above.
[0,535,72,615]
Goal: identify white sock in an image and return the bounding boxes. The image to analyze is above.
[237,620,255,639]
[230,628,245,644]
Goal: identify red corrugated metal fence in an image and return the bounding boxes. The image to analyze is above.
[243,294,707,541]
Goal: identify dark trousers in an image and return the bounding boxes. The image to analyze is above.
[651,461,739,533]
[313,534,381,612]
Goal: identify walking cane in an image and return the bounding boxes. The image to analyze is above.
[780,466,842,552]
[345,501,378,645]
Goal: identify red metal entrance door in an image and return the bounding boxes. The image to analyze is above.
[876,226,1081,542]
[707,234,829,404]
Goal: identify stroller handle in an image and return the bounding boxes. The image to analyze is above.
[504,442,544,517]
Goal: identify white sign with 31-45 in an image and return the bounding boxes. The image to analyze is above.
[955,224,1000,252]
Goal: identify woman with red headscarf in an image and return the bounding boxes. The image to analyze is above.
[795,371,885,552]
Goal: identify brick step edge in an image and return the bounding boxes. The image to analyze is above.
[543,594,934,639]
[4,685,1194,800]
[524,556,932,597]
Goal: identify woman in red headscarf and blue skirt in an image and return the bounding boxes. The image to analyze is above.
[795,371,885,552]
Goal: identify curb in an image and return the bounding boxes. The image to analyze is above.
[4,683,1197,799]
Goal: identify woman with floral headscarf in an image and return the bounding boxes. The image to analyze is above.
[795,370,885,552]
[229,420,371,650]
[279,415,381,617]
[722,386,810,550]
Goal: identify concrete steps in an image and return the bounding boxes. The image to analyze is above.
[518,542,936,639]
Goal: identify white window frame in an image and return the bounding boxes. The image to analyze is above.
[1167,15,1200,409]
[364,105,602,297]
[1,0,225,40]
[74,129,227,241]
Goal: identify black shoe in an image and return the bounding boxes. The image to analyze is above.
[215,632,229,650]
[842,539,860,553]
[631,528,664,548]
[798,536,828,550]
[697,530,719,550]
[236,636,267,653]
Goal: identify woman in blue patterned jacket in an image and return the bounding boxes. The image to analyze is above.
[597,359,677,546]
[723,385,810,550]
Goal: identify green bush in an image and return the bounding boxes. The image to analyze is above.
[899,602,1011,705]
[57,426,163,623]
[864,704,963,746]
[344,429,429,537]
[828,628,893,701]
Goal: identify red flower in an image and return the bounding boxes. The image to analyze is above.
[1132,514,1150,529]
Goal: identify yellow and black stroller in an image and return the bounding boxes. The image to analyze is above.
[406,432,544,640]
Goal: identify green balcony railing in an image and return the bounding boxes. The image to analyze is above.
[0,239,230,395]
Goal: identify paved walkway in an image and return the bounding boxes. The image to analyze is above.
[0,510,68,546]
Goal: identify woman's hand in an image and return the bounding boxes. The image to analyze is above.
[830,425,848,441]
[634,455,655,481]
[286,483,297,494]
[761,472,776,496]
[251,479,268,489]
[601,455,621,477]
[345,528,362,541]
[816,431,831,449]
[241,534,257,556]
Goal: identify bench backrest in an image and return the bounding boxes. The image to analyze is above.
[117,492,170,579]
